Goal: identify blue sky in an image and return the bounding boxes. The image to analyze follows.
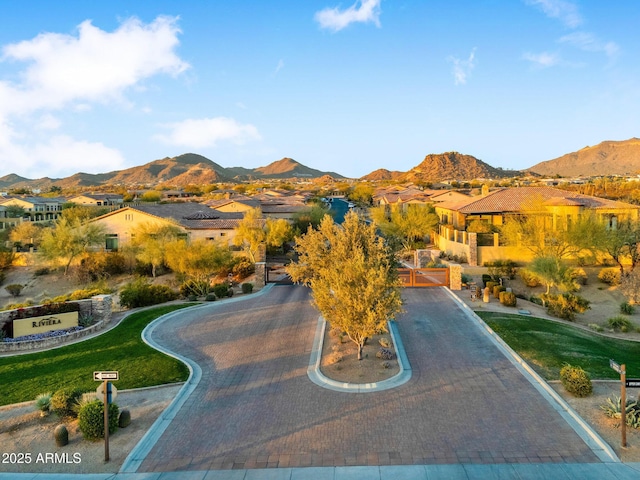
[0,1,638,180]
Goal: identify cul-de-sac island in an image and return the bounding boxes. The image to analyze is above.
[3,141,640,479]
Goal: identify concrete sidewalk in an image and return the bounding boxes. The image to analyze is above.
[3,463,640,479]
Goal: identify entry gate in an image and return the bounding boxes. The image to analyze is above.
[398,267,449,287]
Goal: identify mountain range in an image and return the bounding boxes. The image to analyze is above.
[0,154,344,191]
[1,138,639,191]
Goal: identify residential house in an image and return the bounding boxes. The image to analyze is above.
[0,196,64,222]
[67,193,124,207]
[434,186,640,266]
[89,203,245,251]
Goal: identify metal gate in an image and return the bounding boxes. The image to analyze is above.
[398,268,449,287]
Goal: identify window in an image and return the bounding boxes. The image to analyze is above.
[105,234,118,251]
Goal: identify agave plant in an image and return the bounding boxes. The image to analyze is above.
[35,392,52,417]
[600,395,640,428]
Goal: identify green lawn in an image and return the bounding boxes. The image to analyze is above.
[477,311,640,380]
[0,304,194,406]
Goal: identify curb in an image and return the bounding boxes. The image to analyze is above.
[119,284,275,473]
[446,287,620,464]
[306,317,412,393]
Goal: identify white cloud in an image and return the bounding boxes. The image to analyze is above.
[154,117,262,149]
[559,32,620,58]
[523,51,561,68]
[448,48,477,85]
[525,0,582,28]
[0,129,126,178]
[0,15,189,116]
[274,59,285,76]
[35,114,61,131]
[315,0,381,32]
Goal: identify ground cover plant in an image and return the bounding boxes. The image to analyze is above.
[477,311,640,380]
[0,304,193,406]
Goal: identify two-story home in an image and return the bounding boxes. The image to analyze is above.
[0,196,64,222]
[434,186,640,266]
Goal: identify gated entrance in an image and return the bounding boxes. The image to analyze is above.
[398,267,449,287]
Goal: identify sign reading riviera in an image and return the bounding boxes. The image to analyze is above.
[12,311,79,338]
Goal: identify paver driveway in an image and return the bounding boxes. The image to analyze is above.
[140,286,599,471]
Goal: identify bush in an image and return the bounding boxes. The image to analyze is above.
[560,364,592,397]
[212,283,229,299]
[485,281,498,292]
[608,316,633,332]
[598,267,621,286]
[543,293,590,321]
[376,348,395,360]
[482,274,492,288]
[119,278,178,308]
[50,388,83,418]
[519,269,540,287]
[34,392,52,415]
[205,293,216,302]
[529,295,543,306]
[241,283,253,294]
[34,267,50,276]
[620,302,636,315]
[601,395,640,428]
[231,258,255,279]
[499,291,517,307]
[77,252,128,282]
[486,260,517,280]
[5,284,23,297]
[493,285,506,299]
[180,280,210,298]
[573,268,588,286]
[78,400,119,440]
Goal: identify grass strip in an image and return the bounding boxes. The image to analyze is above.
[0,304,194,406]
[477,311,640,380]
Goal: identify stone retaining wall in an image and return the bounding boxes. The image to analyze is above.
[0,295,113,353]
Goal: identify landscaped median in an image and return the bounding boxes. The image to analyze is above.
[0,304,195,407]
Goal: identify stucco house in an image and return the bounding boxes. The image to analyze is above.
[0,196,64,222]
[89,203,244,251]
[434,186,640,266]
[67,193,124,207]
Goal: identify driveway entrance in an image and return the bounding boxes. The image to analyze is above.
[138,286,600,471]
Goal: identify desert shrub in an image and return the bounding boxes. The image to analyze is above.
[543,293,590,321]
[0,271,5,287]
[205,293,216,302]
[486,260,517,280]
[608,316,633,332]
[461,273,472,285]
[601,395,640,428]
[425,261,447,268]
[119,278,178,308]
[379,337,391,348]
[493,285,506,299]
[529,295,543,305]
[482,274,492,287]
[231,258,255,279]
[620,302,635,315]
[485,281,498,292]
[598,267,621,286]
[499,291,517,307]
[78,400,119,440]
[241,282,253,294]
[50,388,83,418]
[34,392,52,415]
[78,314,94,327]
[620,270,640,304]
[560,364,592,397]
[5,284,23,297]
[212,283,229,299]
[519,269,540,287]
[34,267,50,276]
[572,267,588,286]
[180,280,210,298]
[77,252,128,282]
[376,348,395,360]
[588,323,604,333]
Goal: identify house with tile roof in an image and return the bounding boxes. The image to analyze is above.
[89,203,245,251]
[434,186,640,266]
[0,196,64,222]
[67,193,124,207]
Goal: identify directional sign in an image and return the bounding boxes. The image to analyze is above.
[96,382,118,404]
[610,359,624,375]
[626,379,640,388]
[93,371,119,381]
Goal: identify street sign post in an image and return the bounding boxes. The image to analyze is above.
[92,371,119,461]
[610,359,627,448]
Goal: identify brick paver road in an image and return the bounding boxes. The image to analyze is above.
[140,286,599,471]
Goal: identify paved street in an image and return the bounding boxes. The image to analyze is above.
[140,286,599,472]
